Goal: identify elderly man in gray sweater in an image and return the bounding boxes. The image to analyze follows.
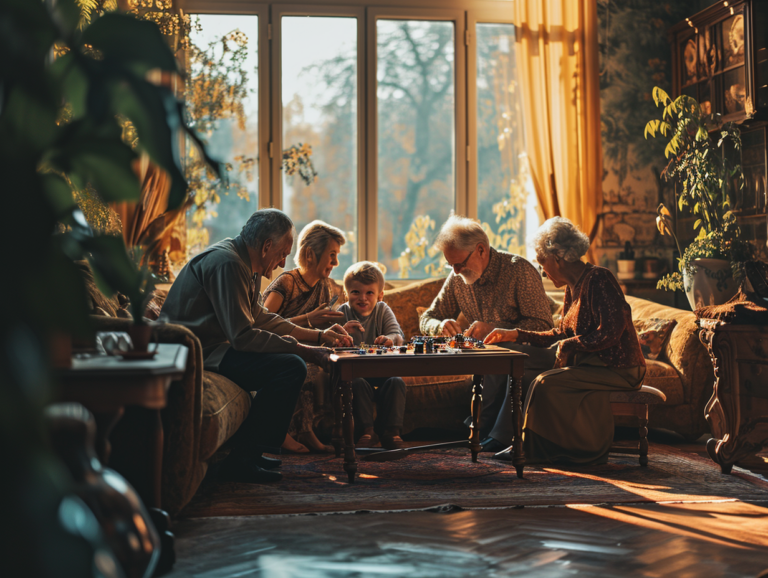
[161,209,351,483]
[420,215,556,453]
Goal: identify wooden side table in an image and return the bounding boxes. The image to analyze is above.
[56,343,187,574]
[699,319,768,473]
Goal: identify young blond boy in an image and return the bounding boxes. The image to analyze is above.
[339,261,406,450]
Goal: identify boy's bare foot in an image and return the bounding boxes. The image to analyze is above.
[296,430,334,453]
[282,433,309,453]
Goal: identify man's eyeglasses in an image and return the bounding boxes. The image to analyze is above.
[445,249,475,272]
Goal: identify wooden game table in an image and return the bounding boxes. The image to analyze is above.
[328,344,527,483]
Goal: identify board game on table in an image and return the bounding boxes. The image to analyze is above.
[327,341,528,483]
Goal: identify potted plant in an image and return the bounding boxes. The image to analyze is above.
[644,87,754,309]
[616,241,636,280]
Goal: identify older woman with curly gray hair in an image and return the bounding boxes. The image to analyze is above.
[486,217,646,465]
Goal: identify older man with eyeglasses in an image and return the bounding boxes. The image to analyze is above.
[419,215,556,453]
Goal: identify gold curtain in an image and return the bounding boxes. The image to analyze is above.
[111,71,187,268]
[513,0,603,248]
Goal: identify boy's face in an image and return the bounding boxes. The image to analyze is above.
[346,280,383,317]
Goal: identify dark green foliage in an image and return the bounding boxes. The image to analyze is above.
[0,1,217,571]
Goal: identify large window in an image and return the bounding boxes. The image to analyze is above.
[183,2,531,279]
[376,20,456,278]
[185,14,260,257]
[281,16,358,276]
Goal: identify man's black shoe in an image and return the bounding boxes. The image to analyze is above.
[492,445,514,461]
[255,455,282,470]
[219,457,283,483]
[479,437,507,453]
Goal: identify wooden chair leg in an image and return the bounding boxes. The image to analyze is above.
[639,404,649,467]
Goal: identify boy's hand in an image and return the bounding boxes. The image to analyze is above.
[343,320,365,334]
[373,335,394,347]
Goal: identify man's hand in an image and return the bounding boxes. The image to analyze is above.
[484,329,518,345]
[306,303,346,328]
[463,321,495,340]
[297,344,333,372]
[373,335,394,347]
[439,319,463,337]
[320,326,353,347]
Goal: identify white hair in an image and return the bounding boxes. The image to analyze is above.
[434,215,489,252]
[294,220,346,268]
[533,217,590,262]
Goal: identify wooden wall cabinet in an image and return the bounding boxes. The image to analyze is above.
[669,0,768,258]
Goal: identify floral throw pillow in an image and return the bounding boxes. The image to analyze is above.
[633,317,677,360]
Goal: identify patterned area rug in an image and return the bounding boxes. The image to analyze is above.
[179,444,768,518]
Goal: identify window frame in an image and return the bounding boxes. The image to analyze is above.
[181,0,516,276]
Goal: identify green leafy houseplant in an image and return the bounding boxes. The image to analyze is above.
[644,87,753,295]
[0,0,218,570]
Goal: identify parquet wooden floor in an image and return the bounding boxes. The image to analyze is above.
[168,501,768,577]
[167,433,768,577]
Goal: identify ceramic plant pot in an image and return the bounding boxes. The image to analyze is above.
[126,323,153,353]
[617,259,636,281]
[683,258,738,310]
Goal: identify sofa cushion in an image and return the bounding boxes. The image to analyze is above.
[200,372,251,461]
[634,317,677,360]
[643,359,684,405]
[384,278,446,339]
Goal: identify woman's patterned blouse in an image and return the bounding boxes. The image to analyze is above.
[516,265,646,369]
[263,269,333,320]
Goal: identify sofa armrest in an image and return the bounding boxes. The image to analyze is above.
[625,297,714,409]
[88,315,206,516]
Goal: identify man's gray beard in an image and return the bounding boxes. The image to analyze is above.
[459,270,480,285]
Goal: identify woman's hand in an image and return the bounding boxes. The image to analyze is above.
[373,335,394,347]
[343,320,364,335]
[464,321,495,340]
[484,329,518,345]
[306,303,345,328]
[320,326,353,347]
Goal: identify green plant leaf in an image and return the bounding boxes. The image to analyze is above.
[50,0,80,37]
[65,139,141,201]
[39,173,76,217]
[80,13,179,75]
[49,53,89,119]
[643,120,658,139]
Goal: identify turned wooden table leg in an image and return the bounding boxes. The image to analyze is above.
[92,408,124,464]
[331,370,343,458]
[639,405,649,467]
[341,379,357,483]
[469,374,484,462]
[511,374,525,478]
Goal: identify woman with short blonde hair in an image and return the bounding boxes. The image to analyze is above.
[263,220,347,453]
